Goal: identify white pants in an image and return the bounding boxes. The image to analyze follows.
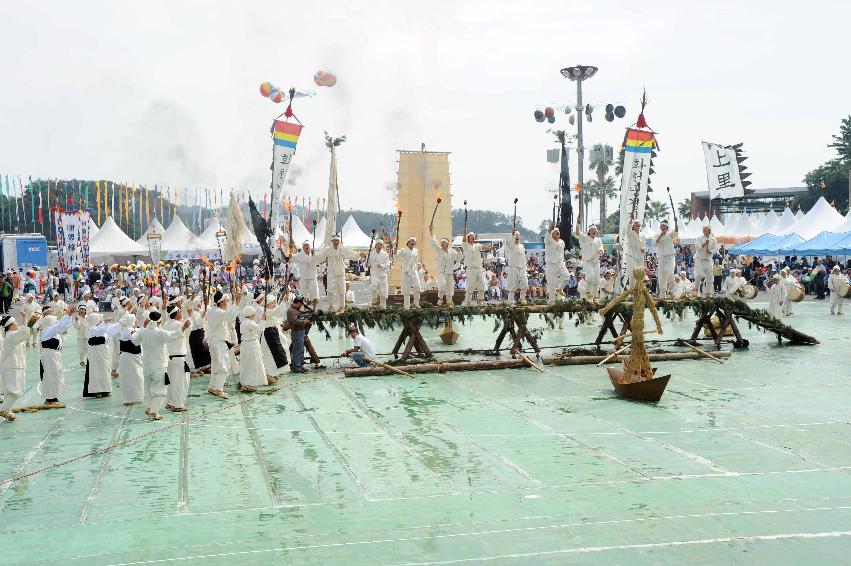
[299,277,320,302]
[208,340,233,391]
[39,349,64,401]
[166,356,190,409]
[657,255,675,297]
[1,368,24,413]
[830,295,844,314]
[507,267,528,303]
[327,274,346,310]
[144,369,167,414]
[545,263,569,303]
[783,296,792,315]
[0,389,20,413]
[402,271,421,308]
[464,269,486,304]
[695,260,713,296]
[623,255,642,289]
[581,260,600,299]
[370,273,389,307]
[436,272,455,303]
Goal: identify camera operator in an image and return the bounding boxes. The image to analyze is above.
[341,324,376,368]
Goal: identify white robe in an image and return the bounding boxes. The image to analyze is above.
[292,250,320,301]
[368,249,391,302]
[544,232,569,302]
[429,238,459,301]
[84,322,122,397]
[117,318,144,405]
[38,315,74,401]
[767,283,785,319]
[238,318,266,387]
[163,318,191,409]
[576,232,603,293]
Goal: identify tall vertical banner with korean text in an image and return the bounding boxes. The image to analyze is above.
[702,142,750,200]
[271,120,303,231]
[54,211,91,270]
[617,129,657,238]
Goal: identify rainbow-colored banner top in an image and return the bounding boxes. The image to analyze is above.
[273,120,303,149]
[624,129,656,154]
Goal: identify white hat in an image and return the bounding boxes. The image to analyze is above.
[265,294,277,305]
[466,232,475,238]
[772,274,781,280]
[240,306,256,319]
[407,236,417,244]
[302,240,310,246]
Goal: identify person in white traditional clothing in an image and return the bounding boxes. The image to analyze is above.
[236,306,266,392]
[368,240,391,308]
[291,241,320,310]
[623,220,647,289]
[674,270,696,300]
[260,294,288,383]
[398,236,422,308]
[48,292,67,315]
[20,293,40,347]
[81,288,99,314]
[315,234,359,312]
[576,224,604,300]
[163,305,191,411]
[462,233,487,306]
[767,274,786,319]
[37,305,76,406]
[694,226,718,297]
[0,315,30,421]
[116,298,144,406]
[341,324,377,368]
[206,290,239,399]
[131,310,191,421]
[428,224,459,307]
[505,230,528,304]
[544,226,570,304]
[779,267,797,316]
[828,265,846,315]
[600,269,615,302]
[83,312,122,399]
[654,220,678,298]
[74,303,89,366]
[722,268,745,299]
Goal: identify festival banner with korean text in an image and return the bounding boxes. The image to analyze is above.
[271,120,303,230]
[702,141,751,200]
[617,128,657,238]
[54,211,91,270]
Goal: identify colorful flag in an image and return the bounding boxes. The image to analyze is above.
[96,181,101,224]
[270,120,303,230]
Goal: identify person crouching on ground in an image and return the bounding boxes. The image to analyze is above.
[342,325,377,368]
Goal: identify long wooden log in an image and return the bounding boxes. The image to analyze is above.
[344,351,732,377]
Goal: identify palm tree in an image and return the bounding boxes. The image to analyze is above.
[645,200,670,222]
[677,198,691,220]
[584,176,618,232]
[589,144,614,233]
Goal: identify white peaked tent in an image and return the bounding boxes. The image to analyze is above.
[721,213,744,238]
[831,210,851,233]
[136,219,166,246]
[709,214,726,236]
[731,213,759,238]
[754,210,778,234]
[197,218,224,251]
[341,216,373,248]
[161,215,204,252]
[89,216,150,258]
[287,216,313,245]
[772,207,801,236]
[789,197,845,239]
[794,209,805,221]
[679,218,706,242]
[88,217,100,237]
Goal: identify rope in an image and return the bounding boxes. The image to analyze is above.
[1,394,260,486]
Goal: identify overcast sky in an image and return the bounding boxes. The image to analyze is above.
[0,0,848,229]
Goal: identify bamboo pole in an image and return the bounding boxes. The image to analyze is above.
[597,343,631,366]
[520,354,544,373]
[683,341,725,363]
[364,357,414,378]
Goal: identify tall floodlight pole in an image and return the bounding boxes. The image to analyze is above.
[561,64,597,230]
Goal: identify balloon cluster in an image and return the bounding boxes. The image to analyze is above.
[533,103,626,124]
[534,107,557,124]
[259,82,287,103]
[313,70,337,87]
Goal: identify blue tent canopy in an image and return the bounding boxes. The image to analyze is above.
[828,232,851,255]
[728,233,780,255]
[730,233,805,256]
[778,230,851,256]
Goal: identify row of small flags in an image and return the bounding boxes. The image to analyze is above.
[0,176,326,239]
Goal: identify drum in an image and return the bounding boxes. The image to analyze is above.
[840,280,851,299]
[737,284,758,300]
[788,284,804,303]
